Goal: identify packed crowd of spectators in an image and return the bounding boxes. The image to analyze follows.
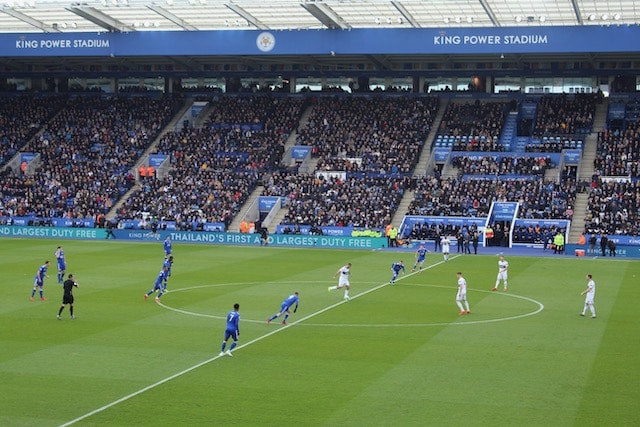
[584,178,639,236]
[297,96,438,175]
[452,155,553,176]
[583,98,640,236]
[3,92,636,240]
[1,95,183,221]
[114,96,305,227]
[408,175,575,220]
[532,94,596,136]
[0,95,68,164]
[593,123,640,178]
[438,100,508,143]
[262,170,410,230]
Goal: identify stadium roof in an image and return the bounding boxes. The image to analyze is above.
[0,0,639,34]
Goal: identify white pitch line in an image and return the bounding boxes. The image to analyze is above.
[58,255,456,426]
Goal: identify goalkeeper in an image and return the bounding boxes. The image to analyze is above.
[267,292,299,325]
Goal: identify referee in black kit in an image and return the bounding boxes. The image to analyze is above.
[57,274,79,320]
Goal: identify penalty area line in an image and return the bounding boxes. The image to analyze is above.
[58,255,456,426]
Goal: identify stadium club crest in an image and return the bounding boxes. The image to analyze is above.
[256,32,276,52]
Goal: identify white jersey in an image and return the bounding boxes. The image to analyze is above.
[337,265,351,287]
[441,237,451,253]
[497,259,509,280]
[584,279,596,303]
[456,277,467,300]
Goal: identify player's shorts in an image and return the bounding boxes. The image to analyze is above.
[497,272,508,281]
[62,294,74,304]
[58,261,66,270]
[34,279,43,287]
[280,303,291,313]
[456,292,467,301]
[585,295,594,305]
[224,329,239,341]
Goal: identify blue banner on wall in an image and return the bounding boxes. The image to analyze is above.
[291,146,311,160]
[148,154,168,167]
[491,202,519,221]
[259,196,280,212]
[0,226,385,249]
[433,147,451,162]
[20,152,37,163]
[4,26,640,57]
[563,149,582,164]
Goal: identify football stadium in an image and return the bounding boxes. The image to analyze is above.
[1,1,639,425]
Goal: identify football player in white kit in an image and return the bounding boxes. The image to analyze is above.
[455,272,471,315]
[493,255,509,291]
[580,274,596,318]
[441,235,451,261]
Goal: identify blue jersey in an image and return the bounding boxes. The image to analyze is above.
[280,293,299,312]
[225,310,240,336]
[153,269,169,290]
[55,249,66,270]
[34,264,48,285]
[163,258,173,275]
[163,239,172,256]
[391,262,405,274]
[416,248,427,262]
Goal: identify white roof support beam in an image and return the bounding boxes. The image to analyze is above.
[225,2,269,30]
[570,0,584,24]
[67,6,133,33]
[301,1,350,30]
[478,0,500,27]
[1,7,60,33]
[391,0,420,28]
[146,4,198,31]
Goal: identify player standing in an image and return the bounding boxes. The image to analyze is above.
[412,245,429,272]
[30,260,50,301]
[455,271,471,315]
[580,274,597,318]
[57,274,78,320]
[389,260,405,285]
[220,303,240,356]
[329,262,352,301]
[267,292,299,325]
[493,255,509,291]
[163,236,172,257]
[55,246,66,284]
[441,235,451,261]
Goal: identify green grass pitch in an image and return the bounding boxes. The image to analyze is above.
[1,238,639,426]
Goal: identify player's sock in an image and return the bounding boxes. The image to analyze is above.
[70,307,74,316]
[58,306,64,316]
[221,342,227,352]
[39,290,44,298]
[229,342,237,351]
[31,289,36,298]
[456,301,464,311]
[283,313,289,322]
[590,307,596,317]
[344,290,349,298]
[268,314,277,321]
